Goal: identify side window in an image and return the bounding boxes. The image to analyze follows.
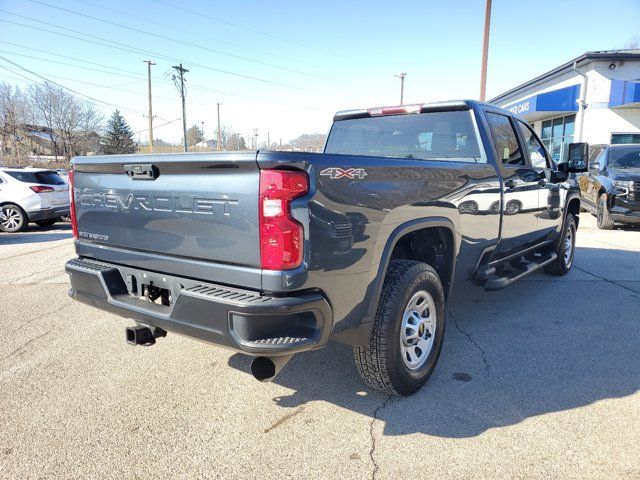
[598,150,608,171]
[485,112,524,166]
[517,120,549,168]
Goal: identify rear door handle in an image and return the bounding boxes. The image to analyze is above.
[504,179,517,190]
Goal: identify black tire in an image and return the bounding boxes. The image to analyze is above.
[544,214,576,276]
[353,260,446,396]
[35,218,58,227]
[0,204,28,233]
[597,193,614,230]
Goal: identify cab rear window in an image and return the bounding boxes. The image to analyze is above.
[5,171,66,185]
[325,110,482,162]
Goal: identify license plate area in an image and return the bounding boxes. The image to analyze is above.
[125,271,177,308]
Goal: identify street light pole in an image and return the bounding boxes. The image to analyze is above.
[479,0,492,102]
[395,73,407,105]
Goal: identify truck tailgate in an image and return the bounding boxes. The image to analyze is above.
[73,153,260,268]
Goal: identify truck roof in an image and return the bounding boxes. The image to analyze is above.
[333,99,492,121]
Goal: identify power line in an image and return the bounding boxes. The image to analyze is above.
[29,0,344,84]
[0,15,321,95]
[0,51,147,90]
[0,9,330,93]
[0,40,152,79]
[72,0,323,70]
[149,0,375,67]
[0,56,146,115]
[131,118,181,136]
[0,61,174,101]
[0,42,320,111]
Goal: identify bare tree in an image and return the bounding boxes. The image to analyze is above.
[54,89,83,159]
[226,133,246,150]
[75,101,103,155]
[214,124,232,150]
[28,83,103,160]
[289,133,327,152]
[0,82,29,163]
[624,37,640,49]
[186,124,205,147]
[28,83,61,159]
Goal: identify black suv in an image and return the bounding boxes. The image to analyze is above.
[578,144,640,229]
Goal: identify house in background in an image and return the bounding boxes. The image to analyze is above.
[195,139,217,149]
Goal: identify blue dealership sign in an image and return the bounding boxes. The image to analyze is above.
[507,96,537,115]
[609,79,640,108]
[504,84,580,116]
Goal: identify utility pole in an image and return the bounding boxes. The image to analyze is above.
[216,102,222,151]
[267,131,270,149]
[479,0,492,101]
[395,73,407,105]
[253,128,259,150]
[172,63,189,152]
[143,60,155,152]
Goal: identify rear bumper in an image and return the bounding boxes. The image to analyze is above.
[28,206,70,221]
[65,258,332,355]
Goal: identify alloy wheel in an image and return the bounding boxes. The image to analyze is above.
[1,206,24,232]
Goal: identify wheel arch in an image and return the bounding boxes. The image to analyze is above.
[566,194,581,227]
[332,217,458,347]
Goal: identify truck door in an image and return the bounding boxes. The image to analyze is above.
[515,119,564,242]
[484,110,548,258]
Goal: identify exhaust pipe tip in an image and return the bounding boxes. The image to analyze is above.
[250,354,293,382]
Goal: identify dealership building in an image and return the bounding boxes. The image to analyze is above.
[490,49,640,162]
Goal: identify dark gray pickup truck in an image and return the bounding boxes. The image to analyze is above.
[66,100,588,395]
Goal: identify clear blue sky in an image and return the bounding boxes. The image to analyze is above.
[0,0,638,144]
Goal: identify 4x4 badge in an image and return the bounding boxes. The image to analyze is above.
[320,167,367,180]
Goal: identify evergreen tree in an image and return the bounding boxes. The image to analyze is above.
[101,110,137,155]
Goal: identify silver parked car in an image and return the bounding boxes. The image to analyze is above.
[0,167,70,233]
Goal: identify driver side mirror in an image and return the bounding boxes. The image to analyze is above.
[562,142,590,173]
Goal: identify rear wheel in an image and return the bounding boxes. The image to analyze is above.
[596,194,614,230]
[35,218,58,227]
[0,204,28,233]
[353,260,445,396]
[544,215,576,276]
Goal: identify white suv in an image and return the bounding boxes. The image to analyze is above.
[0,167,70,233]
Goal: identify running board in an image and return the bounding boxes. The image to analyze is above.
[484,251,557,291]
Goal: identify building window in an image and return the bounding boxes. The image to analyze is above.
[541,114,575,163]
[611,133,640,144]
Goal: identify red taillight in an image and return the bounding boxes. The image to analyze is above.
[259,169,308,270]
[68,170,78,239]
[30,185,54,193]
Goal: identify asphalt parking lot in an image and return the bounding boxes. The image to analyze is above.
[1,216,638,479]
